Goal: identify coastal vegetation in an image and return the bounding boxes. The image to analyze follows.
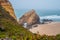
[0,0,60,40]
[0,5,60,40]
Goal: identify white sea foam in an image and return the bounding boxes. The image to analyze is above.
[40,15,60,19]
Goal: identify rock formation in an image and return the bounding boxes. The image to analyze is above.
[19,9,40,28]
[0,0,16,19]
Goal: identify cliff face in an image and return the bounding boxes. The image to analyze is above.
[19,9,40,28]
[0,0,33,39]
[0,0,16,19]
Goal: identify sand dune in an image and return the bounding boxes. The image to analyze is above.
[29,22,60,35]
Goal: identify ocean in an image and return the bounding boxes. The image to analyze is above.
[14,9,60,22]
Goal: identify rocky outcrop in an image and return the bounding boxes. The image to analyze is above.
[19,9,40,28]
[0,0,16,19]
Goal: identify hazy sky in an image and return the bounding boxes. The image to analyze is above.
[9,0,60,10]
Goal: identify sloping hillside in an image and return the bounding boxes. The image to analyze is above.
[0,5,60,40]
[0,0,60,40]
[0,5,33,40]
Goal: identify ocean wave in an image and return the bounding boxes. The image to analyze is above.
[40,15,60,19]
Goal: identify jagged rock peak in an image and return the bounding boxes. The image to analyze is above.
[0,0,16,19]
[19,9,40,28]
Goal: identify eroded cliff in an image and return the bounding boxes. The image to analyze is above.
[0,0,16,19]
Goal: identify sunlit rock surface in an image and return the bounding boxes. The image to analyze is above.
[19,9,40,28]
[0,0,16,19]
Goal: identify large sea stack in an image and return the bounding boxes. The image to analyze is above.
[19,9,40,28]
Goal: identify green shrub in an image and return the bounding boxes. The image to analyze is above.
[0,13,2,16]
[48,36,55,40]
[56,34,60,40]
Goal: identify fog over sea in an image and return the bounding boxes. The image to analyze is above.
[15,9,60,22]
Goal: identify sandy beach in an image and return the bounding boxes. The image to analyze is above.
[29,22,60,35]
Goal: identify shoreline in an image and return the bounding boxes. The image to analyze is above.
[29,22,60,36]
